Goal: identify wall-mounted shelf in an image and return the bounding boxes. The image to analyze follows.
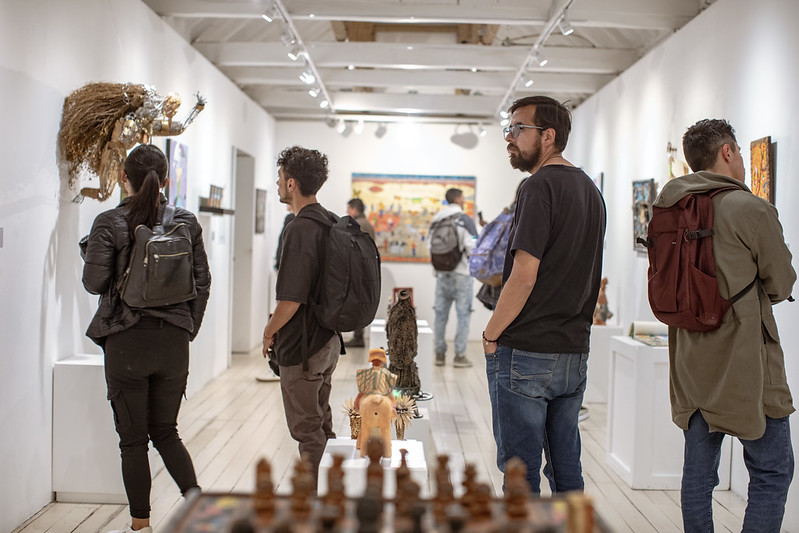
[199,206,235,215]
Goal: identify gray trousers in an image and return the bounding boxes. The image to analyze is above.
[278,334,340,484]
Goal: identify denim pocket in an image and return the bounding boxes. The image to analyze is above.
[510,351,557,398]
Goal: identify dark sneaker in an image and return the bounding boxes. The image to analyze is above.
[453,355,473,368]
[435,353,445,366]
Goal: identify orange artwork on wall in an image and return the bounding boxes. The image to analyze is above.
[750,136,773,204]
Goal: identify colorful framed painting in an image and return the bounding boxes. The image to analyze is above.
[351,173,476,263]
[166,139,188,208]
[632,179,657,253]
[750,136,773,204]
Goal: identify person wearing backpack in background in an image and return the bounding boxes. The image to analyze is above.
[262,146,340,486]
[342,197,376,348]
[82,144,211,533]
[428,188,478,368]
[656,119,795,533]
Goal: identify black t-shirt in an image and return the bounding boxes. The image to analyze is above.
[499,165,606,353]
[274,203,335,366]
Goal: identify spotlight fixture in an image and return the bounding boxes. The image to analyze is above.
[325,116,337,128]
[336,120,346,133]
[500,118,510,127]
[522,76,534,88]
[559,13,574,36]
[340,121,353,138]
[261,13,273,23]
[534,53,548,67]
[281,30,296,47]
[299,70,316,85]
[319,99,329,109]
[287,45,303,61]
[478,125,487,137]
[353,120,364,135]
[499,110,509,119]
[308,86,320,97]
[374,123,387,139]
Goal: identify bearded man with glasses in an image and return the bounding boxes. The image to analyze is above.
[482,95,606,493]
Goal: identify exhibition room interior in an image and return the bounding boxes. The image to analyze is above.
[2,0,799,531]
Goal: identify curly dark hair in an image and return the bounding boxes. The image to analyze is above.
[276,146,329,196]
[682,119,738,172]
[508,96,572,152]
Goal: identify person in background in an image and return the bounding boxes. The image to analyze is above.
[430,187,478,368]
[659,119,795,532]
[483,96,605,493]
[262,146,340,486]
[82,144,211,533]
[342,197,376,348]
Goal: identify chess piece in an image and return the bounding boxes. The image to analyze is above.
[253,458,275,520]
[323,454,347,518]
[460,463,477,512]
[356,483,383,533]
[470,482,493,521]
[503,457,530,521]
[433,455,454,523]
[290,454,314,520]
[365,435,385,490]
[593,277,613,325]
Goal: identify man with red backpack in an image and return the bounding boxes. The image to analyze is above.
[656,119,794,532]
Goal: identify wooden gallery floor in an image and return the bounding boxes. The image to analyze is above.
[16,341,755,533]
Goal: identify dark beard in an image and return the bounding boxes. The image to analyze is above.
[509,147,540,173]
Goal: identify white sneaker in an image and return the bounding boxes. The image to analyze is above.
[107,526,153,533]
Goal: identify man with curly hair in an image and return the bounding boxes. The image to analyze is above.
[262,146,340,486]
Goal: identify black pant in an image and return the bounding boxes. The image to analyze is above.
[104,317,199,519]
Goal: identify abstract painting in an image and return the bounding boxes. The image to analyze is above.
[166,139,188,208]
[632,179,657,253]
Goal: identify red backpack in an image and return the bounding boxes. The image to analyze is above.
[638,187,754,332]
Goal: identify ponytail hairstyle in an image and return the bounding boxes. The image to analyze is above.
[123,144,168,237]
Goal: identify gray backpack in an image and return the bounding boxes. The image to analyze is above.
[117,205,196,307]
[429,214,462,271]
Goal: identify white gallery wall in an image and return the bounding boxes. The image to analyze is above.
[567,0,799,529]
[275,120,527,339]
[0,1,278,530]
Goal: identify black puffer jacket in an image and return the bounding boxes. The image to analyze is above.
[82,194,211,346]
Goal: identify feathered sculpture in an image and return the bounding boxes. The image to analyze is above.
[58,82,205,201]
[386,289,420,396]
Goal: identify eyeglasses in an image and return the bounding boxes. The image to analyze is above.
[503,123,545,138]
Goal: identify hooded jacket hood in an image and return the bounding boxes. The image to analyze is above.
[654,171,750,208]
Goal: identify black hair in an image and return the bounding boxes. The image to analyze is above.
[347,198,365,215]
[445,188,463,204]
[123,144,168,237]
[682,119,738,172]
[508,96,572,152]
[276,146,329,196]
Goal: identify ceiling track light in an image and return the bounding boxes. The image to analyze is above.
[299,70,316,85]
[261,13,273,23]
[534,53,548,67]
[287,45,303,61]
[559,12,574,36]
[308,86,320,98]
[319,99,329,109]
[522,76,534,88]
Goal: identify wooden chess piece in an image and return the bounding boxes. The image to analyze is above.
[356,483,383,533]
[253,458,275,520]
[365,435,385,495]
[503,457,530,521]
[433,455,454,523]
[323,454,347,518]
[290,454,314,520]
[460,462,477,513]
[470,482,493,521]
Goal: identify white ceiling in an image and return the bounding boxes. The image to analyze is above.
[143,0,717,124]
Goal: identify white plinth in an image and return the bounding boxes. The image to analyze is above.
[585,325,624,403]
[317,438,428,498]
[53,354,127,503]
[606,336,731,490]
[403,407,431,452]
[369,320,433,396]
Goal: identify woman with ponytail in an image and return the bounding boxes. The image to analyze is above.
[82,144,211,533]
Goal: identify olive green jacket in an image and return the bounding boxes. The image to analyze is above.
[653,171,795,439]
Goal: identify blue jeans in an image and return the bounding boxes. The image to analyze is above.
[485,343,588,493]
[433,271,473,356]
[681,411,794,533]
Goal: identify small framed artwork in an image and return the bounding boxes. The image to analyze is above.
[166,139,188,208]
[750,136,774,204]
[632,179,657,253]
[255,189,266,234]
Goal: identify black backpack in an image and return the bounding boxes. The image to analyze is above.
[429,213,463,271]
[299,209,382,333]
[117,205,197,308]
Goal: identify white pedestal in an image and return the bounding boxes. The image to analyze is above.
[317,438,428,498]
[606,336,731,490]
[369,320,433,396]
[585,325,623,403]
[53,354,127,503]
[403,407,431,452]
